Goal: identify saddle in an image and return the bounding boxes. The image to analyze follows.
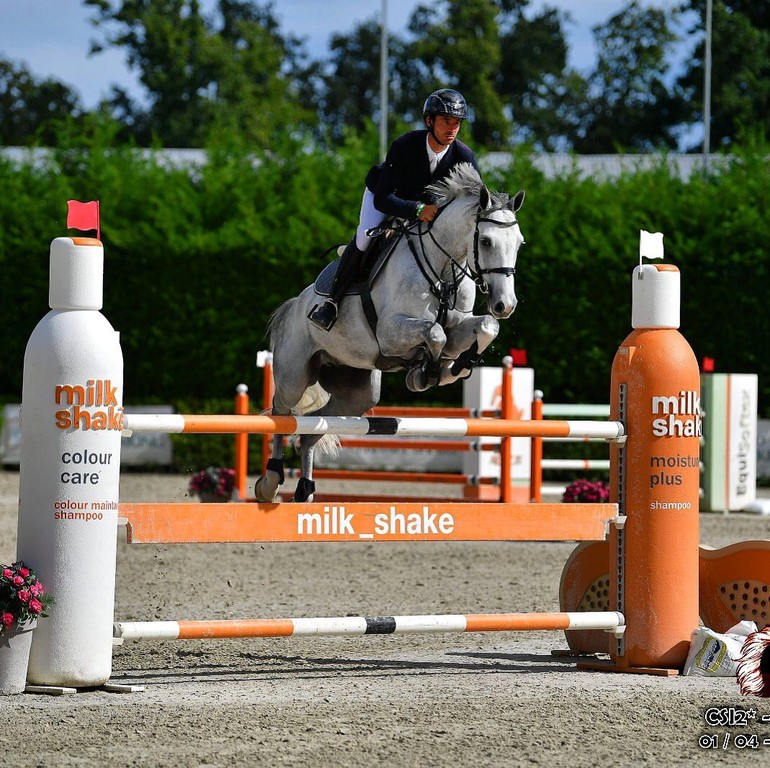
[312,226,400,298]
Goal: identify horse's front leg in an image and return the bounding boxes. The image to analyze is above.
[254,433,286,501]
[437,314,500,386]
[377,315,447,392]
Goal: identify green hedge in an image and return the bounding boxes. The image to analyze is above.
[1,135,768,474]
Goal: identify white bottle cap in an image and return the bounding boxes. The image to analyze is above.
[49,237,103,310]
[631,264,680,329]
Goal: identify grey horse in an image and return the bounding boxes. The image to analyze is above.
[256,163,525,502]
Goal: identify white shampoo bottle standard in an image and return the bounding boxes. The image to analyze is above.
[17,237,123,687]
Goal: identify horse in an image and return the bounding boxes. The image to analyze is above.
[256,162,525,502]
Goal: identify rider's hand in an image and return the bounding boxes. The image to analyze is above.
[419,204,439,222]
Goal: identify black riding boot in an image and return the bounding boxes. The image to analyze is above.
[308,239,366,331]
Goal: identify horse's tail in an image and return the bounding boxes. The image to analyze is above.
[266,297,297,354]
[265,297,340,458]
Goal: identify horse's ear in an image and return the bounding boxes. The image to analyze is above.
[509,189,525,213]
[479,185,491,209]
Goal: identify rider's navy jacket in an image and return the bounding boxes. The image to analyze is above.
[365,129,478,219]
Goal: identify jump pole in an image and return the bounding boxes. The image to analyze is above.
[122,413,625,440]
[233,383,249,499]
[114,611,626,642]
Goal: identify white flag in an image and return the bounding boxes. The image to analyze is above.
[640,230,664,261]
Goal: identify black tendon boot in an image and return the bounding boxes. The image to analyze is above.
[308,239,366,331]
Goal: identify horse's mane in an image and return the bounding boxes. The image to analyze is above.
[426,162,511,210]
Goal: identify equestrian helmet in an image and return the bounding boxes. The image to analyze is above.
[423,89,468,120]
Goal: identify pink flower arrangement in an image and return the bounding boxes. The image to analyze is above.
[562,479,610,504]
[1,561,52,634]
[188,466,236,500]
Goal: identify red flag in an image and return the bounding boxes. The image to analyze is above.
[509,348,528,367]
[66,200,100,240]
[701,356,716,373]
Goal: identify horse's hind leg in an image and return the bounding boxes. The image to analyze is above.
[254,354,317,502]
[293,442,318,503]
[292,367,382,503]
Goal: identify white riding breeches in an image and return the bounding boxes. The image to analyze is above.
[356,189,387,251]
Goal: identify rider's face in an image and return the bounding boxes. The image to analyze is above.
[428,115,463,145]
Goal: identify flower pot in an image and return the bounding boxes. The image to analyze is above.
[0,619,36,695]
[197,491,232,503]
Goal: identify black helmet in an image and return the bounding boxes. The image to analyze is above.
[423,89,468,120]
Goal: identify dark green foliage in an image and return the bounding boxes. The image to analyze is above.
[483,145,770,414]
[1,138,769,471]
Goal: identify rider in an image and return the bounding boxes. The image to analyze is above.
[308,88,480,331]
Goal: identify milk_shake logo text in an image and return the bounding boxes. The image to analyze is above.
[651,390,702,437]
[54,379,124,430]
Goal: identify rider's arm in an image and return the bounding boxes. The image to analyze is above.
[370,133,427,219]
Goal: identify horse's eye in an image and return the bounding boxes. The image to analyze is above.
[480,236,492,248]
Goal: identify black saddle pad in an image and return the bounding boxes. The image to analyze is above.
[313,259,362,297]
[312,240,394,298]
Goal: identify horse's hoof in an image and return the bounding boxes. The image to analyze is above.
[293,477,316,503]
[254,475,278,502]
[405,367,428,393]
[406,364,439,392]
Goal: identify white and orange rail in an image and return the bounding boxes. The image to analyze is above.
[114,611,626,642]
[122,412,625,440]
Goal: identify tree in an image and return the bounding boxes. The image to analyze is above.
[314,18,412,144]
[495,2,573,149]
[677,0,770,148]
[407,0,510,148]
[84,0,316,146]
[0,59,83,145]
[569,1,683,153]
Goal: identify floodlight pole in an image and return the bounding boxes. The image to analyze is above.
[702,0,712,168]
[379,0,389,160]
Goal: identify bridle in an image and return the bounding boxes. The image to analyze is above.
[472,203,519,294]
[400,200,520,308]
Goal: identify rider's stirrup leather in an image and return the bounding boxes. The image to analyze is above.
[308,299,338,331]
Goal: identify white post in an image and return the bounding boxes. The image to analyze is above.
[16,237,124,688]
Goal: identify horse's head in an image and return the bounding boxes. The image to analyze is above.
[473,185,525,319]
[427,164,525,321]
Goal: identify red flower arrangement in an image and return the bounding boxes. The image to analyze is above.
[188,466,236,500]
[562,479,610,504]
[1,561,52,634]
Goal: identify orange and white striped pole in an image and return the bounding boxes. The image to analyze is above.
[114,610,626,641]
[259,352,274,477]
[233,384,249,499]
[499,357,514,502]
[123,413,625,440]
[530,391,544,502]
